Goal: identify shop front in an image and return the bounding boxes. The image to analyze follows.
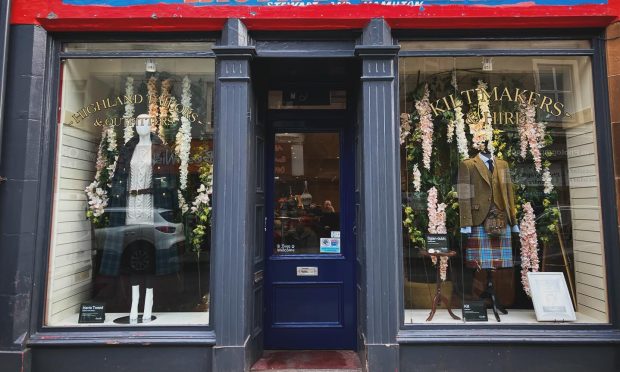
[1,1,620,371]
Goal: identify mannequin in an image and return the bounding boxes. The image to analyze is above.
[457,149,518,321]
[100,114,180,324]
[127,115,155,323]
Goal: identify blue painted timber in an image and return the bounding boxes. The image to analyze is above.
[264,111,357,350]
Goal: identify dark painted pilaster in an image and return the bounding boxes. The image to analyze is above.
[0,24,49,372]
[355,18,401,372]
[212,19,256,372]
[0,0,11,164]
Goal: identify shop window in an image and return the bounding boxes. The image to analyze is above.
[47,52,215,326]
[399,53,609,324]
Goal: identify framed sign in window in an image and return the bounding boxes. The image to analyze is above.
[527,272,576,322]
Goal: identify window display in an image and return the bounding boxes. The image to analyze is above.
[47,54,215,326]
[400,53,609,324]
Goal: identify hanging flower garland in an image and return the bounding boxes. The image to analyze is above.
[542,167,553,195]
[147,77,159,133]
[412,164,421,193]
[517,102,546,173]
[175,76,193,196]
[453,100,469,160]
[446,119,456,143]
[123,76,135,144]
[85,125,118,226]
[416,85,434,170]
[427,187,449,281]
[519,202,540,296]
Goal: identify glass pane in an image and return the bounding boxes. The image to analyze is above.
[400,40,591,51]
[399,55,608,324]
[64,42,215,52]
[274,133,340,255]
[538,66,556,91]
[47,58,215,326]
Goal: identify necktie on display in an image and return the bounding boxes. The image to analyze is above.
[487,159,494,173]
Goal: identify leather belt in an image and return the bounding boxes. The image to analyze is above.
[129,188,153,196]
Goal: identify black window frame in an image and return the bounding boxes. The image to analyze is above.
[29,32,219,347]
[394,29,620,344]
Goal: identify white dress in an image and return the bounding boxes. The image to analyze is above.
[126,144,154,225]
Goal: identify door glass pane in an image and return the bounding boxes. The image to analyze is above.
[273,133,340,255]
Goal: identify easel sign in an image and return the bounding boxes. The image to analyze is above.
[425,234,449,253]
[527,272,576,322]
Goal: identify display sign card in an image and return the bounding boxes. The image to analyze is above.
[331,231,340,238]
[78,303,105,323]
[320,237,341,253]
[528,272,576,322]
[462,301,488,322]
[426,234,449,253]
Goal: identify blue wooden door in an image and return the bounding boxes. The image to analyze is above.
[264,116,356,350]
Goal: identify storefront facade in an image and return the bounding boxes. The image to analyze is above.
[1,1,620,371]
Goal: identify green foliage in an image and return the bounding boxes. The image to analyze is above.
[187,146,213,256]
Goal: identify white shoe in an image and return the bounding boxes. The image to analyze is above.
[129,285,140,324]
[143,288,154,323]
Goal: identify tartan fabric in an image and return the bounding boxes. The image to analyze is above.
[465,225,513,269]
[155,242,180,275]
[99,228,124,276]
[99,133,180,277]
[98,230,179,276]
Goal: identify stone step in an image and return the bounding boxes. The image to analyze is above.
[251,350,362,372]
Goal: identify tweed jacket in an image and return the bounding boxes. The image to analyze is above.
[457,155,517,228]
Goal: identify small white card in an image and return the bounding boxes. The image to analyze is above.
[331,231,340,238]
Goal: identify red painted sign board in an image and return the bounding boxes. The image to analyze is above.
[9,0,620,31]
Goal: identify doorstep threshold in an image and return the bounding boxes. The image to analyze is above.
[251,350,362,372]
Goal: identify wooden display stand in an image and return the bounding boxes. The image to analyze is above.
[421,250,461,322]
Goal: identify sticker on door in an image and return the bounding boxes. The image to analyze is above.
[320,237,341,254]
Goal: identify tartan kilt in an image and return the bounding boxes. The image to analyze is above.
[465,225,513,269]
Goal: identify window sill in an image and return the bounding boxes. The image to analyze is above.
[51,312,209,327]
[397,324,620,344]
[404,309,605,325]
[28,328,216,346]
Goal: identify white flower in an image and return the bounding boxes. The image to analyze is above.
[106,125,117,153]
[446,119,455,143]
[453,101,469,159]
[123,76,135,144]
[412,164,421,193]
[416,85,434,170]
[542,167,553,194]
[85,125,118,223]
[518,103,545,173]
[191,184,211,213]
[175,76,193,191]
[427,187,449,281]
[519,202,539,297]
